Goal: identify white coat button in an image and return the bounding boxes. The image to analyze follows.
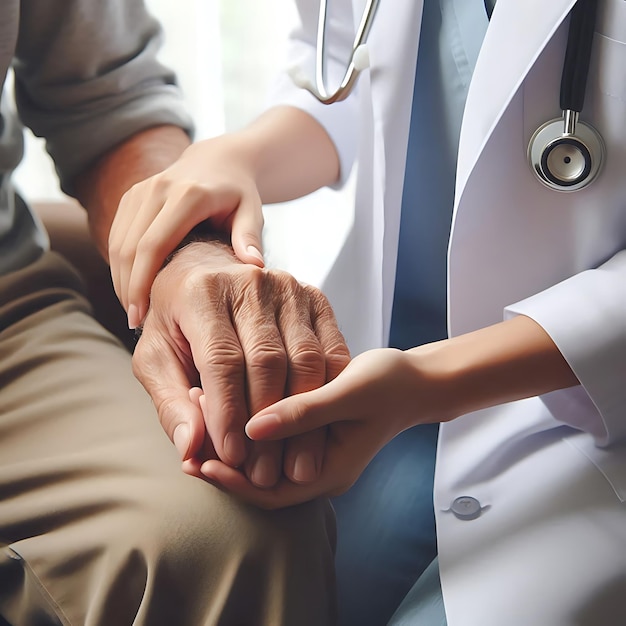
[450,496,482,520]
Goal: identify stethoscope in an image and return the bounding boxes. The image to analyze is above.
[288,0,380,104]
[527,0,604,192]
[292,0,604,192]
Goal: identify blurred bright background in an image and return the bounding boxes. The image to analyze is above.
[13,0,353,287]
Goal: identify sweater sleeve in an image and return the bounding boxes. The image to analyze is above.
[13,0,194,195]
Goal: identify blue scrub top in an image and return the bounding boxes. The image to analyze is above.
[388,0,489,350]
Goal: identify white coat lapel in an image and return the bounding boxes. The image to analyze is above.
[455,0,576,200]
[362,0,425,342]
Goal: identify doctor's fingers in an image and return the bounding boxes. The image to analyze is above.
[245,353,387,442]
[229,190,266,268]
[108,183,150,310]
[201,460,333,509]
[247,349,418,444]
[201,425,375,509]
[120,182,249,327]
[131,327,210,463]
[122,183,241,328]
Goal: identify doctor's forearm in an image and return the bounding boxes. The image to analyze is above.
[235,106,340,203]
[410,315,580,422]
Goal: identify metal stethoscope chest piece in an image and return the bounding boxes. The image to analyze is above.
[528,0,605,192]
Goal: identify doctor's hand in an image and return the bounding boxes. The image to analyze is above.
[199,347,451,509]
[198,315,582,507]
[108,135,266,330]
[132,240,350,488]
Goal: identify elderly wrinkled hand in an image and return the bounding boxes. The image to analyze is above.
[132,241,350,488]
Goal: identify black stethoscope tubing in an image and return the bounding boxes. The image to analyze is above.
[485,0,597,112]
[560,0,598,114]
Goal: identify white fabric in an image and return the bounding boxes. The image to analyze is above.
[269,1,626,624]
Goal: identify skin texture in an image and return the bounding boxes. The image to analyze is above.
[108,107,339,328]
[73,121,350,488]
[200,315,579,509]
[74,125,192,258]
[101,108,346,488]
[133,241,349,487]
[87,110,578,501]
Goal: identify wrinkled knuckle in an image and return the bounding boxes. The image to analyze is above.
[310,289,337,318]
[180,271,203,296]
[202,340,244,370]
[183,270,225,299]
[246,343,287,374]
[266,268,298,291]
[303,282,326,302]
[326,329,351,356]
[304,282,324,296]
[290,345,325,376]
[326,349,351,372]
[242,264,266,287]
[231,268,268,312]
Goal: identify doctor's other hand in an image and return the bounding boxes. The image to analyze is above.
[132,240,350,488]
[108,134,266,330]
[198,315,581,508]
[199,347,451,509]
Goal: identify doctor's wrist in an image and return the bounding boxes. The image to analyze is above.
[408,316,580,423]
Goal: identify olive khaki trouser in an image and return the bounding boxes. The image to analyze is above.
[0,252,336,626]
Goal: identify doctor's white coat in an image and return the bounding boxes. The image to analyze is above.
[269,0,626,623]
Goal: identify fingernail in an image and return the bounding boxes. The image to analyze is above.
[251,455,278,488]
[224,432,247,467]
[173,423,190,460]
[292,451,317,484]
[246,245,264,265]
[127,304,140,330]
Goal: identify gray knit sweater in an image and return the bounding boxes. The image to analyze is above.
[0,0,193,275]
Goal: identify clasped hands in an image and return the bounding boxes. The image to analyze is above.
[107,136,443,508]
[130,240,443,509]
